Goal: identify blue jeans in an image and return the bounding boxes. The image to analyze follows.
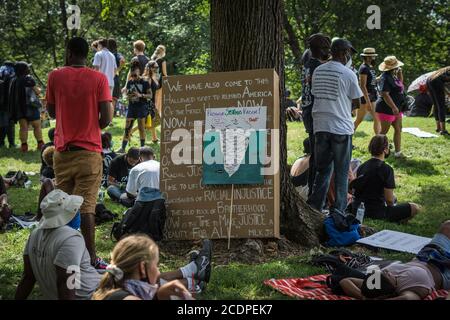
[107,185,126,201]
[307,132,352,214]
[429,233,450,290]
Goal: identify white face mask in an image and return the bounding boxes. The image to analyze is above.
[345,56,353,69]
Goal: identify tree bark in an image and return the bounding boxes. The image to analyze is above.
[59,0,69,50]
[210,0,322,247]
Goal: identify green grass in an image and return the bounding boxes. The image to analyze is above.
[0,116,449,300]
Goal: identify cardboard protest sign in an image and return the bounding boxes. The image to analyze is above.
[160,69,280,240]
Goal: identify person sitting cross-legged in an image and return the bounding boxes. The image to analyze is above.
[15,190,102,300]
[107,147,140,207]
[350,134,421,222]
[124,147,160,203]
[92,235,213,300]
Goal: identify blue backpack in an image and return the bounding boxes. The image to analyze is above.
[324,215,361,247]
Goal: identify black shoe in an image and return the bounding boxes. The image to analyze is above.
[193,240,212,283]
[440,130,449,136]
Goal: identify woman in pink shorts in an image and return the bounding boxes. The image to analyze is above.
[375,56,407,158]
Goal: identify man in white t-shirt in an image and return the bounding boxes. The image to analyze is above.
[125,147,160,201]
[15,189,102,300]
[307,38,363,215]
[93,38,117,95]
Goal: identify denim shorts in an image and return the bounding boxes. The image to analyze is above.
[127,104,149,119]
[429,233,450,290]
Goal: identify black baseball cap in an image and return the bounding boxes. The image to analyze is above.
[331,38,357,55]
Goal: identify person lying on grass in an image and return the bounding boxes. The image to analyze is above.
[339,220,450,300]
[92,235,213,300]
[350,134,421,222]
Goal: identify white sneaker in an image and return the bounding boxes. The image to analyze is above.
[394,151,408,159]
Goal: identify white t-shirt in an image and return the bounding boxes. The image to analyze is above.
[92,49,116,87]
[24,226,102,300]
[311,61,363,135]
[126,160,160,196]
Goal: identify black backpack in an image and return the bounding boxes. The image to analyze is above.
[111,198,166,241]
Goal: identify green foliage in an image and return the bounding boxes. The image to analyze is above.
[0,0,210,85]
[284,0,449,98]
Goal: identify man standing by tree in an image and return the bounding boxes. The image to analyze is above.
[300,33,331,196]
[46,37,113,267]
[307,39,362,215]
[93,38,117,97]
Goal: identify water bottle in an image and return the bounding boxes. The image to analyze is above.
[24,180,32,189]
[98,189,105,203]
[356,202,365,224]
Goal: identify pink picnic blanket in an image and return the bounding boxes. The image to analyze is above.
[264,274,449,300]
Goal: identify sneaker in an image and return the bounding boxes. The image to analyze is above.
[191,280,207,294]
[440,130,449,136]
[394,151,407,159]
[94,257,108,270]
[21,143,28,153]
[193,239,212,283]
[188,249,200,262]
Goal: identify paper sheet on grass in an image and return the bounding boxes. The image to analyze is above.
[402,127,439,138]
[357,230,432,254]
[10,216,38,229]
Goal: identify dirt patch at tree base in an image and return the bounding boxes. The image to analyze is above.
[158,236,307,265]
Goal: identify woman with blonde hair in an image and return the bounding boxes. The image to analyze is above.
[354,48,381,134]
[151,45,167,116]
[92,235,213,300]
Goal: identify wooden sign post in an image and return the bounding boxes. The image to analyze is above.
[160,69,280,240]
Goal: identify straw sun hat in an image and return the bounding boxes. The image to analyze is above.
[360,48,378,57]
[379,56,404,72]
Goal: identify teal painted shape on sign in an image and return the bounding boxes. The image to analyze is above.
[202,130,265,185]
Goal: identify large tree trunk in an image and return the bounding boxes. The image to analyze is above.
[59,0,70,50]
[210,0,322,247]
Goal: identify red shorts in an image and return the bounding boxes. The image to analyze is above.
[377,112,403,123]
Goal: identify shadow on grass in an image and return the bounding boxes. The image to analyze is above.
[353,131,369,138]
[387,158,440,176]
[0,147,42,166]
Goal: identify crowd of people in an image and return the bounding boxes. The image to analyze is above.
[0,32,449,301]
[0,36,211,300]
[289,33,449,224]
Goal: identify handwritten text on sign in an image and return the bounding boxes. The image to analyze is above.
[160,69,280,240]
